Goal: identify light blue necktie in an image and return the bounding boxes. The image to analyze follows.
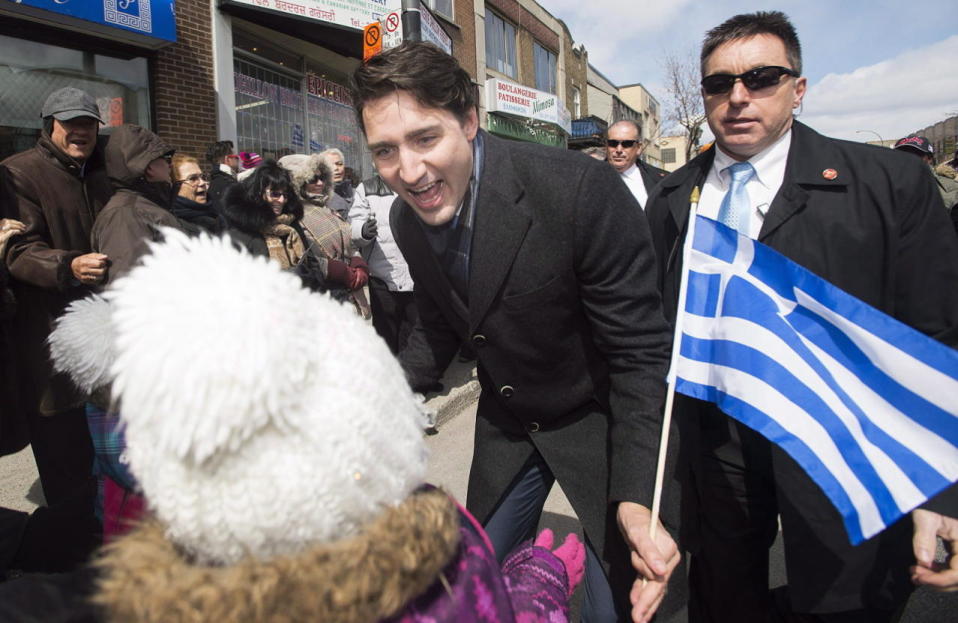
[717,161,756,235]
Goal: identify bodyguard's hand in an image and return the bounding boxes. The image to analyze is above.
[361,217,378,240]
[617,501,680,623]
[911,509,958,591]
[71,253,109,285]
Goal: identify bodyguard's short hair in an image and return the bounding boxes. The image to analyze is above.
[607,119,642,141]
[205,140,234,166]
[351,42,478,133]
[701,11,803,77]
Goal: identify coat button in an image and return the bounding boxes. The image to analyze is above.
[499,385,514,398]
[527,421,540,433]
[472,334,487,347]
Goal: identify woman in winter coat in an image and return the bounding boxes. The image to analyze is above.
[220,159,327,292]
[2,231,584,623]
[170,154,224,234]
[90,124,187,286]
[279,153,371,318]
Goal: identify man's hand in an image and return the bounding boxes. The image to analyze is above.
[0,219,25,251]
[912,509,958,591]
[617,501,680,623]
[70,253,108,285]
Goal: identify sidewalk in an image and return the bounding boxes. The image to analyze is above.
[423,357,481,428]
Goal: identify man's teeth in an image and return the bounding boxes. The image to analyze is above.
[410,181,438,194]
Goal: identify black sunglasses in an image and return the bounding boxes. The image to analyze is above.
[606,139,639,149]
[701,66,799,95]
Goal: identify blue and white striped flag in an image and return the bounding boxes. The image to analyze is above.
[670,214,958,545]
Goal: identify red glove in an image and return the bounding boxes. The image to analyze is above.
[534,529,585,596]
[348,256,369,290]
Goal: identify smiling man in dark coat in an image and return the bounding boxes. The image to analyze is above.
[645,11,958,623]
[353,43,681,622]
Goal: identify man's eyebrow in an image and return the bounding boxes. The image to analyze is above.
[367,124,442,151]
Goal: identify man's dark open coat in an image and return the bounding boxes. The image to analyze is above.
[392,131,675,589]
[645,120,958,612]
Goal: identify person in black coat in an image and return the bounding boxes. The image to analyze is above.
[606,120,668,210]
[645,11,958,623]
[170,155,225,234]
[353,43,681,623]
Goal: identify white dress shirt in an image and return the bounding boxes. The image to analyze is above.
[620,163,649,210]
[698,130,792,239]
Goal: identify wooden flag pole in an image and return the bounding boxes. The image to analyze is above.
[650,186,701,541]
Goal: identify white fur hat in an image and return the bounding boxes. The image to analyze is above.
[69,230,428,565]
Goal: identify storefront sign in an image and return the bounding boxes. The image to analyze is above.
[4,0,177,43]
[487,113,566,148]
[234,72,304,110]
[420,4,451,54]
[485,78,571,134]
[223,0,401,32]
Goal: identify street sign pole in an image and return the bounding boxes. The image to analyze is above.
[401,0,421,42]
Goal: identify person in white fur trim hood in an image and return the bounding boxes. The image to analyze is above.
[0,229,585,622]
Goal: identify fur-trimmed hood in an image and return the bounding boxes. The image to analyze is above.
[219,182,278,235]
[93,488,460,623]
[105,124,173,187]
[278,153,333,206]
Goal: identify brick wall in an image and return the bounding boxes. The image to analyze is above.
[447,1,478,81]
[562,26,587,118]
[153,0,217,160]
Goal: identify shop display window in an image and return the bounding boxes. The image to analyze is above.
[0,34,150,160]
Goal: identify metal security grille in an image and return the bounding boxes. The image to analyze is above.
[234,57,305,162]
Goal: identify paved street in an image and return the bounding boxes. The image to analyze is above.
[0,403,954,621]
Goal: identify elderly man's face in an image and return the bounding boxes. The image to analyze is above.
[607,123,642,174]
[363,90,478,227]
[50,117,98,162]
[702,33,806,161]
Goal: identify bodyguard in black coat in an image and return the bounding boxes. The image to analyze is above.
[355,43,680,622]
[645,11,958,623]
[637,160,669,195]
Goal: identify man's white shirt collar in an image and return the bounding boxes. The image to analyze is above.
[619,162,649,209]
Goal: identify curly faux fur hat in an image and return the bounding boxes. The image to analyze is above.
[52,230,428,565]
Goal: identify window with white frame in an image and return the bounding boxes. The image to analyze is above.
[661,147,676,164]
[423,0,453,21]
[485,11,516,78]
[534,42,557,93]
[572,86,581,118]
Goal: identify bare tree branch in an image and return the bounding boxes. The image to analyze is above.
[662,50,706,162]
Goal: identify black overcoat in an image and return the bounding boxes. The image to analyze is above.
[645,120,958,612]
[392,131,675,590]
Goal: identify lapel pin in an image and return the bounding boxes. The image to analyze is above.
[822,168,838,180]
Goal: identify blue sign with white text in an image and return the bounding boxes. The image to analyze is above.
[8,0,177,43]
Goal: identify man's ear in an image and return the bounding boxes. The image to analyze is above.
[462,108,479,141]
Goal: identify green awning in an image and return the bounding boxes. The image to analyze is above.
[487,113,567,148]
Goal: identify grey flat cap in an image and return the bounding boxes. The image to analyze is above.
[41,87,104,123]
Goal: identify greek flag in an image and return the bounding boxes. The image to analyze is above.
[671,215,958,545]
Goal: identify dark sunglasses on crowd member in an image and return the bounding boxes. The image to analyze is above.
[700,65,799,95]
[607,139,638,149]
[307,175,323,185]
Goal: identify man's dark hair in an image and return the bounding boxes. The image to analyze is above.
[351,42,478,133]
[701,11,802,77]
[205,140,235,166]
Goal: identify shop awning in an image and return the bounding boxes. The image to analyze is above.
[0,0,176,49]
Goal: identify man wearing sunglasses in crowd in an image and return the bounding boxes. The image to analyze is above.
[645,10,958,623]
[606,120,668,210]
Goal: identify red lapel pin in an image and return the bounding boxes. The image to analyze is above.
[822,168,838,180]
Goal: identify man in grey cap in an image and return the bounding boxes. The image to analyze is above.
[0,87,114,572]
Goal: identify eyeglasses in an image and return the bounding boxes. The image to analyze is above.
[606,139,639,149]
[182,173,210,184]
[307,175,323,185]
[266,189,286,199]
[701,66,799,95]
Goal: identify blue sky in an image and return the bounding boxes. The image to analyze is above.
[545,0,958,143]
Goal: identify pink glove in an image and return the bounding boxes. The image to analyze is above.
[535,529,586,596]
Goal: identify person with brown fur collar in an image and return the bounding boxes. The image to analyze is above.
[0,231,585,623]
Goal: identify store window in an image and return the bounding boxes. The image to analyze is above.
[232,31,372,179]
[485,12,516,78]
[0,33,151,160]
[423,0,454,21]
[534,42,556,94]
